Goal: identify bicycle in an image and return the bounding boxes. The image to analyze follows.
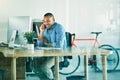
[59,32,119,75]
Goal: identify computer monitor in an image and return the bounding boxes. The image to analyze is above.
[7,16,32,45]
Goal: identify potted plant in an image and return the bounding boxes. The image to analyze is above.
[24,31,35,49]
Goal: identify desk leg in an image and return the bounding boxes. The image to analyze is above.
[11,58,16,80]
[84,55,88,80]
[102,55,107,80]
[55,56,59,80]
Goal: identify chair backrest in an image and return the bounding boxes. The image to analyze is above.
[65,32,72,47]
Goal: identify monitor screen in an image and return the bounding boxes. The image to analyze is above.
[7,16,32,45]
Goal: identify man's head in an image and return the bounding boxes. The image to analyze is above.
[43,13,55,29]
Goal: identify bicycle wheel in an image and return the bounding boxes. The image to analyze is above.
[59,56,80,75]
[96,44,119,72]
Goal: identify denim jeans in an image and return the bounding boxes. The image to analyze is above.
[30,57,54,80]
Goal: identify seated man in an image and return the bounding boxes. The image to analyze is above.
[30,13,67,80]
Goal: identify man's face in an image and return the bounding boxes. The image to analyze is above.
[43,16,55,29]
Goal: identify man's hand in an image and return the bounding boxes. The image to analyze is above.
[40,24,46,32]
[43,37,47,44]
[44,42,52,47]
[43,37,52,47]
[38,24,45,40]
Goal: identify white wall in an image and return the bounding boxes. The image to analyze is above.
[0,0,67,41]
[0,0,120,47]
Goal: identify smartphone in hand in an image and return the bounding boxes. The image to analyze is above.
[43,24,46,29]
[40,24,46,32]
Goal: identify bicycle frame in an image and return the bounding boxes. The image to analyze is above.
[71,33,119,72]
[72,37,100,47]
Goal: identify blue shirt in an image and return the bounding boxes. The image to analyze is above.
[37,22,67,48]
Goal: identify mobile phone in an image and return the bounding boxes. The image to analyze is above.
[43,24,46,29]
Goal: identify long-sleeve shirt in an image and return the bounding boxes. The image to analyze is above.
[37,22,67,48]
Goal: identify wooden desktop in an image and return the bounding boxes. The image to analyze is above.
[0,47,111,80]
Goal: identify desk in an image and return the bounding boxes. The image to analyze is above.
[0,47,110,80]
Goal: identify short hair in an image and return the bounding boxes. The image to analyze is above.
[44,13,54,18]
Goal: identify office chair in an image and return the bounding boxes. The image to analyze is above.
[65,32,86,80]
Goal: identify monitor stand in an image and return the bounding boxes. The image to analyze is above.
[8,30,18,48]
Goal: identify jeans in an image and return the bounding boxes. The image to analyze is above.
[30,57,54,80]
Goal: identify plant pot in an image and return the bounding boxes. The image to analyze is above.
[27,44,34,50]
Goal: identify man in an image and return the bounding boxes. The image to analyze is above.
[38,13,66,48]
[31,13,66,80]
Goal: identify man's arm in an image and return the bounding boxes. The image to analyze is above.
[38,31,44,40]
[38,24,45,40]
[43,37,53,46]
